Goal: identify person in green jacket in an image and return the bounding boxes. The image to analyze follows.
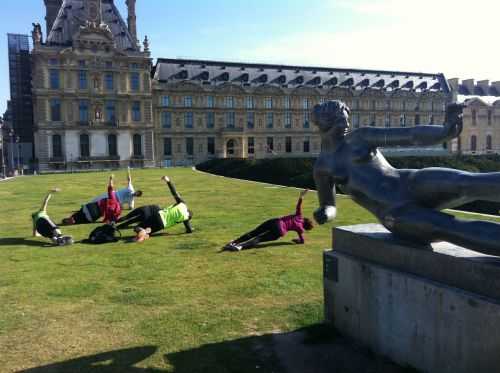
[116,176,193,242]
[32,188,73,246]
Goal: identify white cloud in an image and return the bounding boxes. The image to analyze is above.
[240,0,500,81]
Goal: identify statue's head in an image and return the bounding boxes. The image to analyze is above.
[312,100,351,138]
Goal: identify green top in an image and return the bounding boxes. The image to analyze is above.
[158,202,190,229]
[32,210,49,231]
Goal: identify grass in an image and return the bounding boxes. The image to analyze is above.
[0,168,497,372]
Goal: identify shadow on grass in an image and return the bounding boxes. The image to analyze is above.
[18,346,163,373]
[218,241,295,253]
[0,237,52,248]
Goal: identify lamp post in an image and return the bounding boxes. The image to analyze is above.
[16,136,20,174]
[0,119,5,178]
[9,129,14,175]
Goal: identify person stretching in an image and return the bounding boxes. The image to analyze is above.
[91,167,142,209]
[224,189,313,251]
[62,175,121,225]
[32,188,74,246]
[116,176,193,242]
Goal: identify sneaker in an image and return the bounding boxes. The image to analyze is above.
[56,236,74,246]
[224,243,242,252]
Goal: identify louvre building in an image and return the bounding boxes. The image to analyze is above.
[32,0,452,171]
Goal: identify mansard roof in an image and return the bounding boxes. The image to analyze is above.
[153,58,450,94]
[46,0,138,51]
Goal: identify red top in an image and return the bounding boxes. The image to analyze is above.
[277,197,305,243]
[98,185,121,223]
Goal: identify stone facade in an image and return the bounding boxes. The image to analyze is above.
[32,0,154,172]
[448,78,500,154]
[31,1,452,172]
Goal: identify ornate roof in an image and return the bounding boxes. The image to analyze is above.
[153,58,450,94]
[46,0,138,51]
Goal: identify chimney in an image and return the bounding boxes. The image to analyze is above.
[477,80,490,95]
[447,78,459,91]
[462,79,475,94]
[44,0,63,36]
[492,81,500,93]
[126,0,137,43]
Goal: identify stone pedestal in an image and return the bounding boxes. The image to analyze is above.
[324,224,500,373]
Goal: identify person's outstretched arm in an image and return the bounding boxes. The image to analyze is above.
[296,189,308,216]
[358,103,464,147]
[161,176,184,204]
[127,167,135,209]
[107,174,115,199]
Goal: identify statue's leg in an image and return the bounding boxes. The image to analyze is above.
[384,206,500,256]
[409,168,500,209]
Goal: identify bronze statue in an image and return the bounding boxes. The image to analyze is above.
[312,100,500,255]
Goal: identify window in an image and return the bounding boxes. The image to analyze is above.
[400,114,406,127]
[163,137,172,156]
[105,61,113,68]
[414,114,420,126]
[130,63,140,69]
[133,134,142,156]
[302,98,310,110]
[79,100,89,123]
[384,113,391,128]
[132,102,141,122]
[369,114,376,127]
[487,135,492,151]
[108,134,117,156]
[105,101,116,123]
[226,112,235,128]
[78,60,86,67]
[244,96,253,109]
[80,134,90,158]
[352,113,360,129]
[303,112,310,128]
[161,96,171,107]
[184,96,192,108]
[472,109,477,126]
[247,112,254,129]
[285,112,292,128]
[385,100,391,110]
[430,115,434,124]
[79,70,87,89]
[265,97,273,109]
[49,69,60,89]
[371,100,376,110]
[266,137,274,153]
[185,112,193,128]
[105,72,114,91]
[303,137,310,153]
[206,112,215,128]
[402,101,407,111]
[186,138,194,156]
[207,95,214,108]
[247,137,255,154]
[470,135,477,152]
[225,96,234,108]
[266,112,274,128]
[52,134,62,157]
[130,72,140,91]
[286,136,292,153]
[50,99,61,121]
[227,139,235,155]
[208,137,215,155]
[488,110,492,126]
[284,96,291,109]
[161,112,172,128]
[352,99,359,110]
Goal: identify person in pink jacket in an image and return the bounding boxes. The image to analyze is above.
[224,189,314,251]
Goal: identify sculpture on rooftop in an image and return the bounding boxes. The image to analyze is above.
[312,100,500,255]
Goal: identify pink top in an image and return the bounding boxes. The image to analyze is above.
[277,197,305,243]
[98,185,122,223]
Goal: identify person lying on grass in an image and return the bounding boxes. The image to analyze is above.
[116,176,193,242]
[32,188,74,246]
[62,174,121,225]
[224,189,314,252]
[91,167,142,210]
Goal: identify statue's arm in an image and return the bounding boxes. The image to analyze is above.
[360,103,464,147]
[313,167,337,225]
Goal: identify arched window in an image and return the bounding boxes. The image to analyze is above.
[52,134,62,158]
[133,134,142,157]
[80,134,90,157]
[227,139,235,156]
[108,134,117,156]
[470,135,477,152]
[457,136,462,152]
[486,135,492,151]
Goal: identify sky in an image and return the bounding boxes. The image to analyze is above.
[1,0,499,114]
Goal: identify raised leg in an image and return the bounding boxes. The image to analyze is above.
[384,206,500,256]
[409,168,500,209]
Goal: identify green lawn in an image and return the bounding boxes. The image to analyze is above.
[0,168,495,372]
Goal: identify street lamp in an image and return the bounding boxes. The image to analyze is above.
[16,136,20,174]
[9,129,14,175]
[0,119,5,178]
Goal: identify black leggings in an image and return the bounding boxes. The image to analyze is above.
[36,217,60,239]
[116,205,163,233]
[234,218,282,249]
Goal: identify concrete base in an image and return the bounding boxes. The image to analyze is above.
[324,224,500,373]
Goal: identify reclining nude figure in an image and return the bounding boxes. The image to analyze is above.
[312,100,500,255]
